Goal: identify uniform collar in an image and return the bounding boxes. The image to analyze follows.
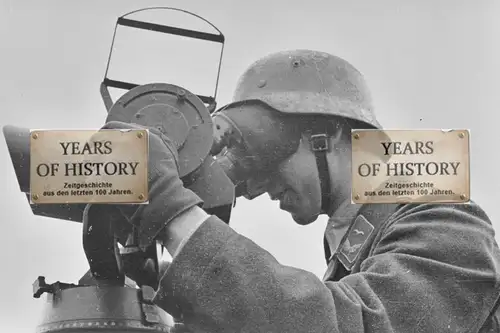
[324,199,363,257]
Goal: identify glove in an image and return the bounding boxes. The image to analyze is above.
[86,121,204,250]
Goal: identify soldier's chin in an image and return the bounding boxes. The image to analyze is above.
[292,212,318,226]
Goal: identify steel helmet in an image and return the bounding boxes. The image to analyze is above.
[220,49,381,129]
[214,50,381,211]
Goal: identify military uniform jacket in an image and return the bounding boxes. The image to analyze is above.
[154,201,500,332]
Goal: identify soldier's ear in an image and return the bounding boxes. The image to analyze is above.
[331,128,345,145]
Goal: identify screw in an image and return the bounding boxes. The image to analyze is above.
[353,133,360,140]
[354,194,360,200]
[138,194,145,200]
[458,132,465,139]
[32,194,39,201]
[177,89,186,101]
[32,133,38,140]
[460,194,467,200]
[137,132,143,139]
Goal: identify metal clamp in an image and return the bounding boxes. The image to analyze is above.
[139,285,161,325]
[33,276,77,299]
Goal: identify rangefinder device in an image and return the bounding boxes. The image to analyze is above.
[2,7,247,332]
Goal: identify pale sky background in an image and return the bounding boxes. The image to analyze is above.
[1,0,499,332]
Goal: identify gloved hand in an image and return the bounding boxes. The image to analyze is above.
[85,121,204,250]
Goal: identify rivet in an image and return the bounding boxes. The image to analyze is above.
[458,132,465,139]
[176,89,186,101]
[32,132,38,140]
[460,194,467,200]
[292,59,302,68]
[32,194,39,201]
[138,194,145,200]
[353,133,360,140]
[137,132,143,139]
[257,80,267,88]
[354,194,360,200]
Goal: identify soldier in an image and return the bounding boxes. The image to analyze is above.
[89,50,500,332]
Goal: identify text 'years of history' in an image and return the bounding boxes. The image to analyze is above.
[30,129,149,204]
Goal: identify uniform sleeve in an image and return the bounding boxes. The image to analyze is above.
[153,202,500,333]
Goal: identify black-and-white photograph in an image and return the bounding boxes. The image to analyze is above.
[1,0,499,332]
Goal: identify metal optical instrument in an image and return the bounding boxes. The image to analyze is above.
[3,7,234,332]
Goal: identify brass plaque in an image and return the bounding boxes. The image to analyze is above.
[351,129,470,204]
[30,129,149,204]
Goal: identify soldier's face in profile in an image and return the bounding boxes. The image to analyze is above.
[264,137,323,225]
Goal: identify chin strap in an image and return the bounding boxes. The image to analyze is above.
[310,132,332,214]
